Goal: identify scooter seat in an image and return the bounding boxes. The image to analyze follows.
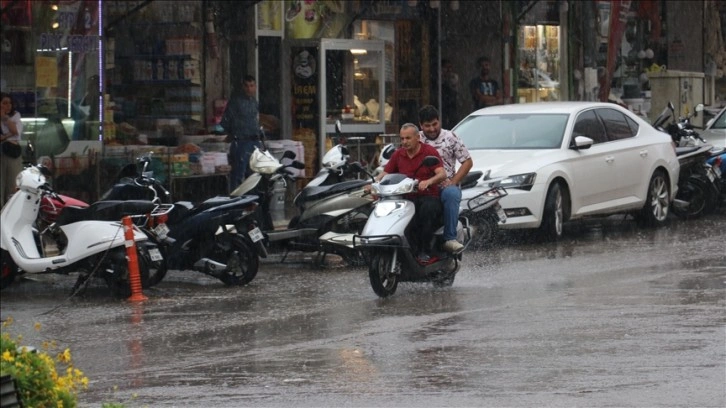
[295,179,371,205]
[675,146,702,156]
[460,171,483,189]
[196,195,256,212]
[54,200,156,226]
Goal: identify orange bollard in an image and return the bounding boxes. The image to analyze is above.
[122,216,148,302]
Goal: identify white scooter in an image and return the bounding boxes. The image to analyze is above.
[352,156,474,297]
[1,165,156,296]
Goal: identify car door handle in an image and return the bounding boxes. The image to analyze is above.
[639,149,648,157]
[605,156,615,163]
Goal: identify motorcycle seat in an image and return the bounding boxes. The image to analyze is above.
[296,179,371,204]
[54,200,156,226]
[196,195,256,212]
[675,146,702,156]
[460,171,483,189]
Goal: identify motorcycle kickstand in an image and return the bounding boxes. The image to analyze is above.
[280,247,291,263]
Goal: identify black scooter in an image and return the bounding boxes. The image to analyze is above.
[92,155,265,286]
[653,101,721,218]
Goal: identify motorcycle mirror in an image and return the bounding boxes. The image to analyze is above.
[422,156,440,167]
[335,119,342,135]
[291,160,306,170]
[38,165,53,177]
[282,150,296,160]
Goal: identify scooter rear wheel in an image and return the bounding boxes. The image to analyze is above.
[1,250,17,290]
[671,174,716,219]
[212,234,259,286]
[369,250,399,297]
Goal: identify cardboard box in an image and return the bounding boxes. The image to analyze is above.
[171,153,188,163]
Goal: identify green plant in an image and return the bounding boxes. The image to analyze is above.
[1,317,89,408]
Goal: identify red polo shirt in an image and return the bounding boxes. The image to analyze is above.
[383,143,443,197]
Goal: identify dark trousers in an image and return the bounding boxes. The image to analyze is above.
[413,195,443,253]
[229,138,262,190]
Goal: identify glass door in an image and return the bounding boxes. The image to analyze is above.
[518,25,561,103]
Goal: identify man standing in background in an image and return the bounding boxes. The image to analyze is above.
[469,56,502,111]
[221,74,262,190]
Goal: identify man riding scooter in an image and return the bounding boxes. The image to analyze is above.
[365,123,447,263]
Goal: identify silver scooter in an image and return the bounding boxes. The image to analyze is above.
[352,156,474,297]
[231,147,374,265]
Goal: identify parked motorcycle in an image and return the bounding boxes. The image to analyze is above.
[352,156,474,297]
[40,154,265,286]
[459,171,508,248]
[231,147,374,265]
[653,101,721,218]
[1,165,161,296]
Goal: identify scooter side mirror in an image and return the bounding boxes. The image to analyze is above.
[422,156,440,167]
[38,165,54,177]
[335,119,342,135]
[282,150,296,160]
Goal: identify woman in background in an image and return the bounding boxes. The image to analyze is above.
[1,92,24,206]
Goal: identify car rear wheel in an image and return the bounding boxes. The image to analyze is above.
[539,182,568,240]
[637,169,670,227]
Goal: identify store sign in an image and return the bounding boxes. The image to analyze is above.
[291,47,319,128]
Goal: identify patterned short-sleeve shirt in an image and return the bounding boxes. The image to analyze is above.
[419,129,471,179]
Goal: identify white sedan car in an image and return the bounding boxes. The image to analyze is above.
[454,102,680,239]
[701,106,726,150]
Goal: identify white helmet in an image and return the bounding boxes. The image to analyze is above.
[322,144,349,171]
[249,147,282,174]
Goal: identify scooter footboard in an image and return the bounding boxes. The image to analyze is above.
[352,234,407,248]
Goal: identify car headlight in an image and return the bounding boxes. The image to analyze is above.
[500,173,536,191]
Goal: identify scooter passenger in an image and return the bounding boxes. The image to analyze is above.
[365,123,447,263]
[418,105,473,254]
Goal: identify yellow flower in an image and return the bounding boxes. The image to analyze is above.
[58,348,72,364]
[34,322,42,331]
[1,350,14,362]
[2,316,13,326]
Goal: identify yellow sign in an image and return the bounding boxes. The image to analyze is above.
[35,56,58,87]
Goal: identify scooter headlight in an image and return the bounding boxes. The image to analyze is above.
[374,201,404,217]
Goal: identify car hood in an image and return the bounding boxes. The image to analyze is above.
[468,149,558,179]
[700,128,726,150]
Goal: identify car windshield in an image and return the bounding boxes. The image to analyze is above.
[710,109,726,129]
[455,113,569,149]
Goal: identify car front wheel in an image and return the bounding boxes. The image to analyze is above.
[637,169,669,227]
[539,182,568,240]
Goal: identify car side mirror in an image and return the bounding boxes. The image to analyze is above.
[571,135,594,150]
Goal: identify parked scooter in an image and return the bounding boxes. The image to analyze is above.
[352,156,473,297]
[40,154,265,286]
[459,171,508,248]
[653,101,721,218]
[231,146,374,265]
[1,165,160,296]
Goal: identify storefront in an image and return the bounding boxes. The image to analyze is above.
[2,0,103,201]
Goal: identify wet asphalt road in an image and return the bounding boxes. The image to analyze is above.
[1,212,725,407]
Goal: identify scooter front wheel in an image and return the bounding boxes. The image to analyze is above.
[212,234,259,286]
[1,250,17,290]
[369,250,399,297]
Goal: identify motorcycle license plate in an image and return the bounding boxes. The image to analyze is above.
[154,223,170,239]
[248,227,264,243]
[148,248,163,262]
[495,203,507,222]
[707,169,716,182]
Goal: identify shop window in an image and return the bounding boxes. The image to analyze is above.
[517,25,560,103]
